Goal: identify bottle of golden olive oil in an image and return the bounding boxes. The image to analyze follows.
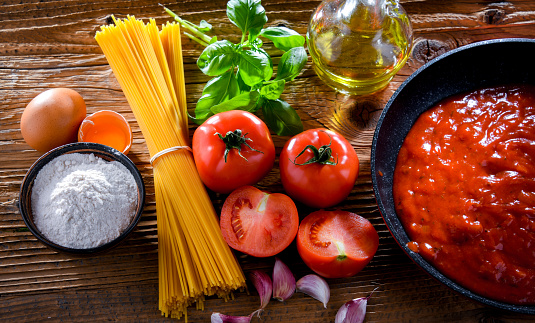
[307,0,413,95]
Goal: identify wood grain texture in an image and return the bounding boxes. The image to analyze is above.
[1,0,535,321]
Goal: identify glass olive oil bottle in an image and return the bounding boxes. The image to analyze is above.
[307,0,413,95]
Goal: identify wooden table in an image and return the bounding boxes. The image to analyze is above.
[2,0,535,321]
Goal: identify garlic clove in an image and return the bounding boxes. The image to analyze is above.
[248,270,272,316]
[335,288,378,323]
[272,257,296,302]
[335,297,367,323]
[296,274,330,308]
[211,312,252,323]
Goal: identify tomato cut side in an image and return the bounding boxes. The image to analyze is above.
[297,210,379,278]
[220,186,299,258]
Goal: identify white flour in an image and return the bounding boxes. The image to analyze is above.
[31,153,138,249]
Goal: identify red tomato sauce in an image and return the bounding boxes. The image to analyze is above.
[394,85,535,304]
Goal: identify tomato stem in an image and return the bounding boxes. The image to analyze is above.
[216,129,264,163]
[291,132,338,166]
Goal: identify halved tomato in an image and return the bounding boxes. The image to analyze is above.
[297,210,379,278]
[220,186,299,258]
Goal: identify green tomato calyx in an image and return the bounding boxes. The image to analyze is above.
[216,129,263,163]
[292,133,338,166]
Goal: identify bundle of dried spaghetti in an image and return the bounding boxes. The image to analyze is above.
[95,16,245,319]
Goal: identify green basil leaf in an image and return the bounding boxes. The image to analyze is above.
[195,71,239,124]
[260,79,285,100]
[262,99,303,136]
[210,91,261,114]
[252,96,264,112]
[227,0,267,41]
[197,40,237,76]
[236,72,252,93]
[260,27,305,52]
[275,46,307,81]
[238,49,273,86]
[257,47,273,78]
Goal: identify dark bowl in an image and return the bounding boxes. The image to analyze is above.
[371,38,535,314]
[19,142,145,255]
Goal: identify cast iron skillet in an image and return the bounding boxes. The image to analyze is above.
[371,38,535,314]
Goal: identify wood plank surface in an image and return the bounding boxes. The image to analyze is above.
[1,0,535,321]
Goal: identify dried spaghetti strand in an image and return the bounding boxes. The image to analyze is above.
[95,17,246,319]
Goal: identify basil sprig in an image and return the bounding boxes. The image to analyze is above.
[163,0,306,136]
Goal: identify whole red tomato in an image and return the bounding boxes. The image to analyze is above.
[192,110,275,194]
[297,210,379,278]
[279,128,359,208]
[220,186,299,257]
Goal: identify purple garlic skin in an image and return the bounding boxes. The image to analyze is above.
[272,258,296,302]
[211,312,252,323]
[335,288,378,323]
[296,274,330,308]
[249,270,273,317]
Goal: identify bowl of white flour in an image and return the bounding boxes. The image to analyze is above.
[19,142,145,254]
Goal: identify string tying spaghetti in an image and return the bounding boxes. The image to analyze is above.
[150,146,192,165]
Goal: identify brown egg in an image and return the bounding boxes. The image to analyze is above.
[21,88,87,152]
